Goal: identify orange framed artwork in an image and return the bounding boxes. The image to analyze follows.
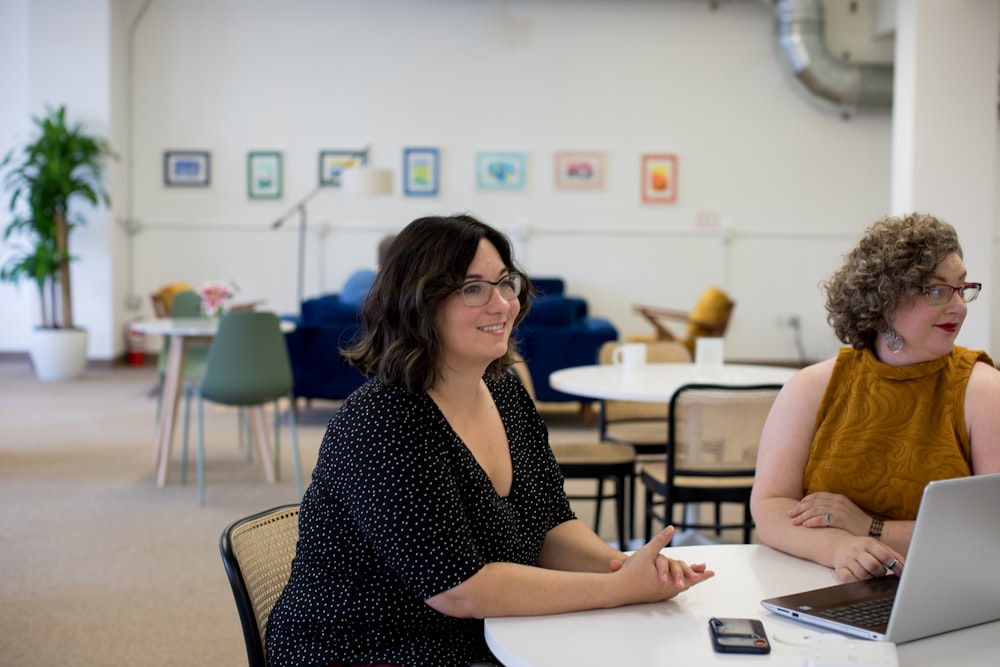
[641,154,677,203]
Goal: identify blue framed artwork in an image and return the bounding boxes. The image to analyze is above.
[403,147,440,196]
[164,150,210,187]
[476,151,526,190]
[318,149,368,187]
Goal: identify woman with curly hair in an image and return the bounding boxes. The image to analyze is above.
[751,212,1000,583]
[266,214,713,667]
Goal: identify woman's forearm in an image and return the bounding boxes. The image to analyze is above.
[426,527,710,619]
[425,561,626,619]
[753,497,847,568]
[536,519,626,572]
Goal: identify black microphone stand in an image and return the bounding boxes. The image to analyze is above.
[272,184,327,309]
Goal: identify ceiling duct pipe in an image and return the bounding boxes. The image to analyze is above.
[771,0,893,118]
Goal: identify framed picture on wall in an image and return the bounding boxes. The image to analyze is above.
[641,154,678,203]
[555,151,605,190]
[247,151,282,199]
[163,151,211,187]
[403,147,440,196]
[476,151,526,190]
[318,149,368,187]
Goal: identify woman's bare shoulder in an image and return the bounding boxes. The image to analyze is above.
[785,357,836,394]
[967,359,1000,398]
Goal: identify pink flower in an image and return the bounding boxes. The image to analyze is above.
[198,281,238,317]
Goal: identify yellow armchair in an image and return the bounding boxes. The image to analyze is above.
[632,286,734,357]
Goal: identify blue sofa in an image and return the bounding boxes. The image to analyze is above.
[283,274,618,405]
[283,277,371,403]
[515,278,619,403]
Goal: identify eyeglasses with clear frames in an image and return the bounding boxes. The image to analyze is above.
[923,282,982,305]
[456,272,524,307]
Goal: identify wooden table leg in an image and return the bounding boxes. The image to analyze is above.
[250,405,276,483]
[155,334,188,487]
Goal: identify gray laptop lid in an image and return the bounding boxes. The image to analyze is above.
[761,473,1000,643]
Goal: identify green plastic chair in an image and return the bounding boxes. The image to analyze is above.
[180,311,303,505]
[155,290,209,424]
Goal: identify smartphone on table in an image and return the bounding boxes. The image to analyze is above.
[708,617,771,654]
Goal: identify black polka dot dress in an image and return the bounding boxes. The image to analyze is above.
[266,371,576,667]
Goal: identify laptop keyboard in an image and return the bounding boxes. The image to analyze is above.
[823,596,894,627]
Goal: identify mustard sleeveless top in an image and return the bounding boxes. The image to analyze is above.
[802,346,991,520]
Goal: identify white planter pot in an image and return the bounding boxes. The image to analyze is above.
[29,328,88,381]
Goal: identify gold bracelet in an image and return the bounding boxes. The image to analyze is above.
[869,517,884,540]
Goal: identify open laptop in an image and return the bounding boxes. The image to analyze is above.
[761,472,1000,643]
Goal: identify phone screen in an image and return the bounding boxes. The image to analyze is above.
[708,617,771,654]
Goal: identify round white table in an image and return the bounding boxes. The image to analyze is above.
[484,543,999,667]
[131,317,293,487]
[549,362,797,403]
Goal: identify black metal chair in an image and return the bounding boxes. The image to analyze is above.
[639,383,782,544]
[597,340,691,541]
[508,356,635,548]
[549,441,635,548]
[219,504,300,667]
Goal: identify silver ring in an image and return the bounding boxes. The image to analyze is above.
[886,558,899,572]
[824,513,831,527]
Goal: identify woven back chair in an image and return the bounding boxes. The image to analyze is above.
[639,383,781,543]
[220,504,300,667]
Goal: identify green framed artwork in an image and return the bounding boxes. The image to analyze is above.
[247,151,282,199]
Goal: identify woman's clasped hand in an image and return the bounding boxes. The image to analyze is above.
[612,526,715,602]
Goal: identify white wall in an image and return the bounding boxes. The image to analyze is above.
[0,0,114,357]
[2,0,998,363]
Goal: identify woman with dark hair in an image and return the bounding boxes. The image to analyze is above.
[266,214,713,667]
[751,213,1000,583]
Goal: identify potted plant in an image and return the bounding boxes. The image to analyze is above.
[0,105,114,380]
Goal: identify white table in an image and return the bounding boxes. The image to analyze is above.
[549,362,797,403]
[131,317,293,487]
[485,543,998,666]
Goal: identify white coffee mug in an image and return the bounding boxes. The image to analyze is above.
[612,343,647,373]
[695,337,725,377]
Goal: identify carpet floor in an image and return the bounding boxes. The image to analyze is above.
[0,359,608,666]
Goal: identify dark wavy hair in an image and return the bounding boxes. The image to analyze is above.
[342,214,533,393]
[823,213,962,350]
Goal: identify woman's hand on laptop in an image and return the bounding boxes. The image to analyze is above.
[832,537,905,583]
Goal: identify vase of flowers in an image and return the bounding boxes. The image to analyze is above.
[197,281,237,319]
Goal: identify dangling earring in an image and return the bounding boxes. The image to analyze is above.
[883,329,903,354]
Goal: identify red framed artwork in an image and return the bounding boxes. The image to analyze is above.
[641,154,678,203]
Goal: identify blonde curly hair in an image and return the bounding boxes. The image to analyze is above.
[824,213,962,350]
